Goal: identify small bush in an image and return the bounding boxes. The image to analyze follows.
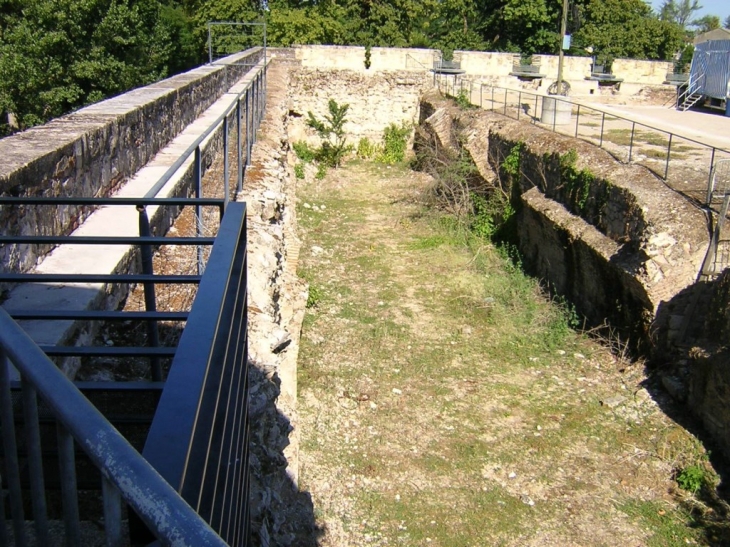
[357,137,379,159]
[455,89,475,110]
[676,465,708,493]
[377,122,411,164]
[307,99,352,168]
[293,141,317,163]
[316,163,327,180]
[306,285,323,308]
[294,163,305,179]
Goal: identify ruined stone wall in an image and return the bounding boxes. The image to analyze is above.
[287,68,432,146]
[417,94,708,348]
[0,48,264,275]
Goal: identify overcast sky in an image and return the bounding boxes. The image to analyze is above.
[648,0,730,24]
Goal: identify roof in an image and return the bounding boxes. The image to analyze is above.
[694,28,730,45]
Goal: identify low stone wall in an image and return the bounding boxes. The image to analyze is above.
[417,94,707,348]
[0,48,264,275]
[293,45,439,72]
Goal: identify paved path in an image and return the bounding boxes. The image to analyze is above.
[581,103,730,151]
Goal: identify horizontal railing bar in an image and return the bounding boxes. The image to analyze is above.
[0,236,216,245]
[0,307,229,546]
[13,380,156,395]
[0,274,201,283]
[0,197,226,207]
[8,311,188,321]
[39,346,177,357]
[76,381,166,391]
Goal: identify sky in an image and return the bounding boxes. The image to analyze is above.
[649,0,730,25]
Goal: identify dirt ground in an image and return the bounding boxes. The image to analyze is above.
[295,160,728,546]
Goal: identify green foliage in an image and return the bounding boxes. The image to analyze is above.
[306,284,323,308]
[503,143,522,177]
[0,0,194,137]
[676,465,708,493]
[559,149,594,213]
[316,162,328,180]
[377,122,411,164]
[294,163,305,179]
[455,89,475,109]
[364,45,372,69]
[293,141,317,163]
[573,0,684,61]
[471,191,515,241]
[307,99,352,168]
[356,137,378,159]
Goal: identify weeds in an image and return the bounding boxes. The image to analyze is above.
[455,88,475,110]
[294,163,305,179]
[357,137,378,160]
[377,122,411,164]
[293,141,317,163]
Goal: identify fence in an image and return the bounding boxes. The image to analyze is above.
[0,55,268,545]
[436,74,730,207]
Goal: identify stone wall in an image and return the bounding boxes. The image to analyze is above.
[0,48,264,276]
[287,68,433,145]
[294,45,439,72]
[417,94,707,348]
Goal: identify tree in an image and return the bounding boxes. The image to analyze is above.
[0,0,184,137]
[691,15,720,33]
[574,0,683,61]
[724,15,730,29]
[657,0,702,28]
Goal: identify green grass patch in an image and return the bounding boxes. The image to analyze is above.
[617,499,702,546]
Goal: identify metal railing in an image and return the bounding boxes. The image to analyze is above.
[142,202,250,545]
[0,55,268,545]
[702,192,730,277]
[435,75,730,207]
[0,305,228,546]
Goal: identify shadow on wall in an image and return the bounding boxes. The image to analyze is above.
[248,363,323,546]
[649,274,730,544]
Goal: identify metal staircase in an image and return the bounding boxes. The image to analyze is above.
[677,69,705,111]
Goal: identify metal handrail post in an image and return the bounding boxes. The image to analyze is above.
[245,89,251,168]
[517,91,522,120]
[102,477,123,547]
[629,122,636,162]
[195,146,203,274]
[237,98,243,193]
[504,89,507,115]
[709,148,717,194]
[480,84,483,108]
[57,422,82,545]
[599,112,605,148]
[665,133,673,181]
[223,116,230,211]
[0,347,27,546]
[575,105,581,138]
[534,95,538,123]
[22,380,49,545]
[137,206,162,381]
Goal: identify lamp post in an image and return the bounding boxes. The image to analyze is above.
[555,0,570,95]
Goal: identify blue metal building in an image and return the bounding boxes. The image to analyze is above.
[680,40,730,112]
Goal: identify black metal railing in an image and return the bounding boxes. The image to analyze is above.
[435,75,730,205]
[142,202,250,545]
[0,51,268,545]
[0,306,228,547]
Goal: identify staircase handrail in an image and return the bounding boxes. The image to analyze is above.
[0,307,228,546]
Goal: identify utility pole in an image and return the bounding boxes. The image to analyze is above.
[556,0,570,95]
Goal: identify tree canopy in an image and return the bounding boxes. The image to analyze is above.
[0,0,720,137]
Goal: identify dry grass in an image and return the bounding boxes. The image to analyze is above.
[295,160,719,546]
